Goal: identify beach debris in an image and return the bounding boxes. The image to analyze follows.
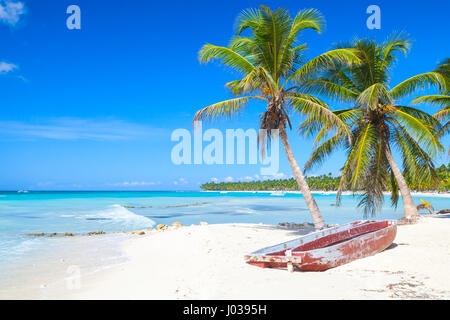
[87,230,106,236]
[26,232,76,237]
[436,209,450,215]
[172,222,183,228]
[397,215,421,225]
[156,224,169,231]
[26,232,46,237]
[278,222,315,229]
[132,231,145,235]
[417,199,435,214]
[200,221,208,226]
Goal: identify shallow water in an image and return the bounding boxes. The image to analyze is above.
[0,191,448,277]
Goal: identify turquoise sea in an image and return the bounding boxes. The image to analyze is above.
[0,191,448,278]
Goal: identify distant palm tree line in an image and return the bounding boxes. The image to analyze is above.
[194,5,448,228]
[201,164,450,192]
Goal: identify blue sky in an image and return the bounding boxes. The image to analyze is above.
[0,0,448,190]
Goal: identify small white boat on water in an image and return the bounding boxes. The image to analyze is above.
[17,190,29,193]
[270,191,285,196]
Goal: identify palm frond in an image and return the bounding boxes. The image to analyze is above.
[199,44,255,75]
[348,124,378,189]
[380,32,411,71]
[391,124,439,189]
[411,94,450,109]
[193,96,266,123]
[235,8,262,35]
[289,8,325,36]
[287,48,361,85]
[391,107,443,156]
[301,78,359,103]
[437,121,450,138]
[304,132,346,172]
[390,72,447,99]
[289,93,351,139]
[356,83,391,109]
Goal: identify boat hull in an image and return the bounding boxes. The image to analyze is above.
[245,220,397,271]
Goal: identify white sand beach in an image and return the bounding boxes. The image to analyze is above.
[7,214,445,300]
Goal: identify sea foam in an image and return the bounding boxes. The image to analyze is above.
[83,205,156,229]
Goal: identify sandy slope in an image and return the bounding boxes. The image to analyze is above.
[61,215,450,300]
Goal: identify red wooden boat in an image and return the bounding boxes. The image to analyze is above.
[245,220,397,271]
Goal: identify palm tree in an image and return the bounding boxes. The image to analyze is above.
[193,5,360,229]
[301,34,446,220]
[411,58,450,139]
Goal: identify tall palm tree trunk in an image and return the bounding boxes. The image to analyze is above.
[385,146,419,218]
[279,125,326,229]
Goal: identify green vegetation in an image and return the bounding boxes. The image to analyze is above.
[201,164,450,192]
[412,58,450,139]
[201,174,340,191]
[436,164,450,191]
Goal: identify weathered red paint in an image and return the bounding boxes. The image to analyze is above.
[245,220,397,271]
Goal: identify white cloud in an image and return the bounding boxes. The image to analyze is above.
[0,118,167,141]
[0,61,17,74]
[211,177,219,182]
[0,1,25,26]
[112,181,158,187]
[224,176,233,182]
[271,172,287,179]
[174,178,188,185]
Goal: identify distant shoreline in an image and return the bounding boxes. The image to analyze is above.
[202,190,450,198]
